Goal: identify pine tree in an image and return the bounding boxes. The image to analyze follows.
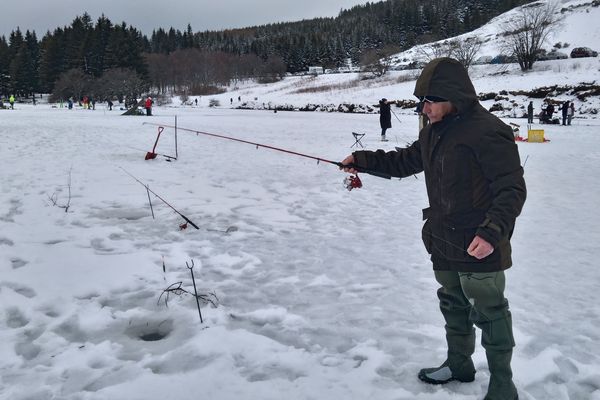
[0,36,10,96]
[9,41,33,95]
[24,30,40,94]
[38,28,66,93]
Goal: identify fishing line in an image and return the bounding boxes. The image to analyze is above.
[142,122,393,183]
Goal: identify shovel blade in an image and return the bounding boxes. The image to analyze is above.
[145,152,157,160]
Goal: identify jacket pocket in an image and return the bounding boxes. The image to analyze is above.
[443,210,486,262]
[438,224,472,262]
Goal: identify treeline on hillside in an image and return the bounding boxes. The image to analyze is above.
[0,0,531,100]
[183,0,529,72]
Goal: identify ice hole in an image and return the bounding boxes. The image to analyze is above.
[125,319,173,342]
[139,331,168,341]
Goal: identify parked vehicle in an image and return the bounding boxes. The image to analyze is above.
[538,50,569,61]
[570,47,598,58]
[490,54,516,64]
[473,55,493,65]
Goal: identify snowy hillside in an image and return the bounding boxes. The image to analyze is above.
[394,0,600,60]
[200,0,599,118]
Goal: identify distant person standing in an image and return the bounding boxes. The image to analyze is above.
[9,94,15,109]
[527,101,534,124]
[546,102,555,120]
[567,102,574,125]
[377,98,396,141]
[145,96,153,116]
[107,99,113,111]
[561,101,569,126]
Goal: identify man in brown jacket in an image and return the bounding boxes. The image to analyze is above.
[341,58,526,400]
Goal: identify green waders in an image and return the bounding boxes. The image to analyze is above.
[419,271,518,400]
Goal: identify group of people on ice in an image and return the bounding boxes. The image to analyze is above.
[528,99,575,125]
[53,96,151,114]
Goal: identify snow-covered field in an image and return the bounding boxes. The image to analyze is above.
[1,101,600,400]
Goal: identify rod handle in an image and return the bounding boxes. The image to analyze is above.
[335,162,392,180]
[182,215,200,230]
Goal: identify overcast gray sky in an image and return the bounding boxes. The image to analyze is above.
[0,0,372,38]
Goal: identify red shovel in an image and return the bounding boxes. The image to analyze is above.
[145,126,165,160]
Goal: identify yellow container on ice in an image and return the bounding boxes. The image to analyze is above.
[527,129,545,143]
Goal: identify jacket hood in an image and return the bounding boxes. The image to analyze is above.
[413,57,478,114]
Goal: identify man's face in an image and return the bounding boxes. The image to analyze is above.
[422,101,454,123]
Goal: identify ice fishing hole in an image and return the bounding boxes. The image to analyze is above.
[125,319,173,342]
[139,331,168,341]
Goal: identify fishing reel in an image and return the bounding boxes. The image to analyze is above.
[343,174,363,191]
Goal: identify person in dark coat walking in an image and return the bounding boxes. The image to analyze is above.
[561,101,569,125]
[341,58,526,400]
[527,101,534,124]
[377,98,396,141]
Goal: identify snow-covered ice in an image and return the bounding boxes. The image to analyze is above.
[1,100,599,399]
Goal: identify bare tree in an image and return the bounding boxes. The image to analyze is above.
[414,40,454,63]
[257,55,287,83]
[502,1,562,71]
[360,45,401,77]
[95,68,146,102]
[448,37,483,70]
[50,69,90,102]
[415,37,482,69]
[145,53,171,94]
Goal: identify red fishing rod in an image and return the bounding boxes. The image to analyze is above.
[142,122,391,189]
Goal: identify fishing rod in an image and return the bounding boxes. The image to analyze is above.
[119,167,200,230]
[142,122,392,185]
[390,107,403,124]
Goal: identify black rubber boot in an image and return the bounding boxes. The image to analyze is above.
[418,357,476,384]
